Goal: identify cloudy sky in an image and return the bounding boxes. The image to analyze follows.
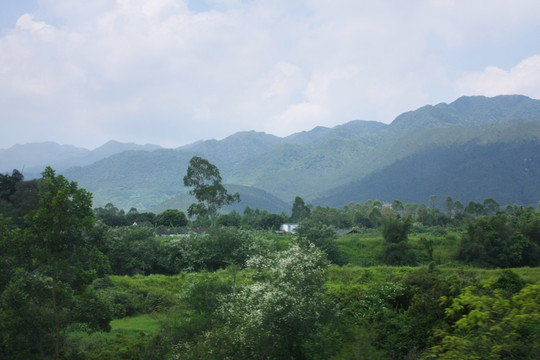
[1,0,540,149]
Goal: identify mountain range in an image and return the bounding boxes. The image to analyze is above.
[2,95,539,213]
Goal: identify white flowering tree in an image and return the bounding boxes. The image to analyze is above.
[219,243,335,359]
[169,243,337,359]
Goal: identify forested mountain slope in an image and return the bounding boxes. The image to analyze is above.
[314,138,540,207]
[5,95,539,211]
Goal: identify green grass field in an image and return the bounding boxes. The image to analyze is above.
[110,314,163,338]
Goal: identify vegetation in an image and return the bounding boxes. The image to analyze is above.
[183,156,240,225]
[1,165,540,359]
[1,167,111,359]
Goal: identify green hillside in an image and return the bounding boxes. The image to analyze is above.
[57,95,540,211]
[315,138,540,207]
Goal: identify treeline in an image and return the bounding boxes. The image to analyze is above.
[2,168,540,272]
[93,195,535,231]
[93,203,286,231]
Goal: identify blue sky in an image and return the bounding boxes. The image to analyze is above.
[1,0,540,149]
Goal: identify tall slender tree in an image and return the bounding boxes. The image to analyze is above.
[183,156,239,224]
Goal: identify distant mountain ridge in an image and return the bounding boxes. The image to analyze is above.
[3,95,540,212]
[0,140,162,178]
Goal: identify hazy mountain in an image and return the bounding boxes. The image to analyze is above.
[390,94,540,131]
[176,131,283,168]
[0,142,89,177]
[6,95,539,211]
[0,140,161,178]
[89,140,161,160]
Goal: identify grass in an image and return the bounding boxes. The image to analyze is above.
[338,233,384,267]
[338,229,465,267]
[109,314,163,338]
[65,314,165,359]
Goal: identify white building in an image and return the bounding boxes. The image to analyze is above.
[280,223,298,233]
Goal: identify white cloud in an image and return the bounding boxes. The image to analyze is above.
[1,0,540,148]
[269,102,326,136]
[457,55,540,98]
[260,61,305,100]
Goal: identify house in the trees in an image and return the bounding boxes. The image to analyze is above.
[280,223,298,233]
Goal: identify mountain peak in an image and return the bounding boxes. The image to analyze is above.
[391,94,540,129]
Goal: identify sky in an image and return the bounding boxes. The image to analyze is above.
[1,0,540,150]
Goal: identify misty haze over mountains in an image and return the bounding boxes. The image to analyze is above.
[1,95,539,213]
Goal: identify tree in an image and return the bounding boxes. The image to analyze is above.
[0,171,39,228]
[483,198,500,216]
[382,214,411,244]
[94,203,128,226]
[290,196,311,222]
[260,213,285,230]
[392,199,404,214]
[0,169,24,202]
[381,215,415,265]
[156,209,188,227]
[216,210,242,227]
[20,167,110,359]
[458,214,532,267]
[296,219,345,265]
[425,281,540,359]
[465,201,484,218]
[101,226,158,275]
[220,244,336,359]
[183,156,240,224]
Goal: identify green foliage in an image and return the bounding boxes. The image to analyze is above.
[164,226,255,272]
[291,195,311,222]
[94,203,129,226]
[337,233,384,267]
[100,226,160,276]
[326,266,478,359]
[1,167,111,359]
[426,280,540,359]
[64,314,163,360]
[458,212,540,267]
[381,215,416,266]
[169,243,339,360]
[296,219,345,265]
[183,156,240,222]
[0,170,39,229]
[240,206,286,230]
[46,263,540,359]
[4,164,540,360]
[0,169,24,202]
[382,214,412,243]
[155,209,188,227]
[216,209,241,227]
[0,172,39,228]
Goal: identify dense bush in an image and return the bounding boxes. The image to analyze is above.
[458,211,540,267]
[426,273,540,359]
[296,219,346,265]
[381,215,417,266]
